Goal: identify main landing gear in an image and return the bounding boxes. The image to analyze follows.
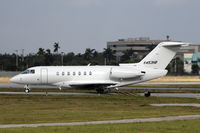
[96,87,111,94]
[24,85,30,93]
[144,91,151,97]
[96,88,104,94]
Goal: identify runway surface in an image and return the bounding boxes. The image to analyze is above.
[0,91,98,96]
[0,83,55,89]
[122,87,200,91]
[1,91,200,98]
[138,93,200,98]
[1,83,200,93]
[1,82,200,98]
[0,115,200,128]
[1,82,200,89]
[140,82,200,85]
[151,104,200,107]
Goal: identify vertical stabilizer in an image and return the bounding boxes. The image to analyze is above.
[138,42,186,69]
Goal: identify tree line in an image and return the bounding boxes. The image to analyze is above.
[0,42,116,71]
[0,42,199,75]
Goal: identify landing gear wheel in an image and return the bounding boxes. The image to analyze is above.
[24,85,30,93]
[96,88,104,94]
[25,89,30,93]
[144,91,151,97]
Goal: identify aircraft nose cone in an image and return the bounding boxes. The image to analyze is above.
[10,76,18,83]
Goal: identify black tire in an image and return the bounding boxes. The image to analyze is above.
[96,88,104,94]
[144,91,151,97]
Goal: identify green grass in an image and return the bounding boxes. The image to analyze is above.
[1,119,200,133]
[0,95,200,124]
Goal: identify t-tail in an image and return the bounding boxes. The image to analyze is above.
[120,42,188,69]
[138,42,188,69]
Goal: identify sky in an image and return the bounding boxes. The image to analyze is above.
[0,0,200,54]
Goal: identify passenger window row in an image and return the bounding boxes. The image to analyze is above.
[56,71,92,76]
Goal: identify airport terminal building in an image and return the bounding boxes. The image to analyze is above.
[107,37,200,73]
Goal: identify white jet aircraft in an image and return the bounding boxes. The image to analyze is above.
[10,42,187,96]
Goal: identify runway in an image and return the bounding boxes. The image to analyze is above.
[1,82,200,89]
[122,87,200,91]
[0,83,55,89]
[0,91,98,96]
[1,83,200,92]
[0,115,200,128]
[150,104,200,107]
[138,93,200,98]
[1,91,200,98]
[140,82,200,85]
[1,82,200,98]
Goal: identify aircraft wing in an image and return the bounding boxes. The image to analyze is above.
[69,80,116,86]
[68,80,117,89]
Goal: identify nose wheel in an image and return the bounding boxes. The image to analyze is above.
[144,91,151,97]
[24,85,30,93]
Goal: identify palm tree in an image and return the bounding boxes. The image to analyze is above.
[121,49,135,62]
[37,48,45,56]
[84,48,95,60]
[53,42,60,54]
[103,48,115,63]
[46,49,51,55]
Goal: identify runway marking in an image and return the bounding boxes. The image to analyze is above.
[151,104,200,107]
[0,115,200,128]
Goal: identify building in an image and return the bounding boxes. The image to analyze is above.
[107,37,200,73]
[184,52,200,73]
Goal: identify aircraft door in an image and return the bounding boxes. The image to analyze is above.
[41,68,48,84]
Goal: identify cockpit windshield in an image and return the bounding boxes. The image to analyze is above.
[21,69,35,74]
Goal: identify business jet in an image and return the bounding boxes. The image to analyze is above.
[10,42,188,96]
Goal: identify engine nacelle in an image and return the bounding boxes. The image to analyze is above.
[110,68,145,79]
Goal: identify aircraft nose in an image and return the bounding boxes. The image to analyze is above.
[10,76,19,83]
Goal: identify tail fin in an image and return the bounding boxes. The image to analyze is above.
[138,42,187,69]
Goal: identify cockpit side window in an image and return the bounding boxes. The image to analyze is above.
[21,70,29,74]
[21,69,35,74]
[30,70,35,74]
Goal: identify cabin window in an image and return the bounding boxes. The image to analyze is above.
[67,72,70,76]
[78,72,81,76]
[84,71,87,75]
[73,72,76,76]
[89,71,92,75]
[62,72,65,76]
[56,72,59,76]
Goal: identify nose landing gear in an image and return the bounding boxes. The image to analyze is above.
[24,85,30,93]
[144,91,151,97]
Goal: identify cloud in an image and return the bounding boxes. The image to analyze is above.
[152,0,189,6]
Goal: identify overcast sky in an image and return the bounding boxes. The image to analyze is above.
[0,0,200,54]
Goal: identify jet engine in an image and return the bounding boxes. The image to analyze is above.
[110,68,145,79]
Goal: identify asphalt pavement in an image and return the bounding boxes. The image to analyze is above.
[138,93,200,98]
[0,115,200,128]
[1,82,200,98]
[150,104,200,107]
[0,91,200,98]
[1,82,200,91]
